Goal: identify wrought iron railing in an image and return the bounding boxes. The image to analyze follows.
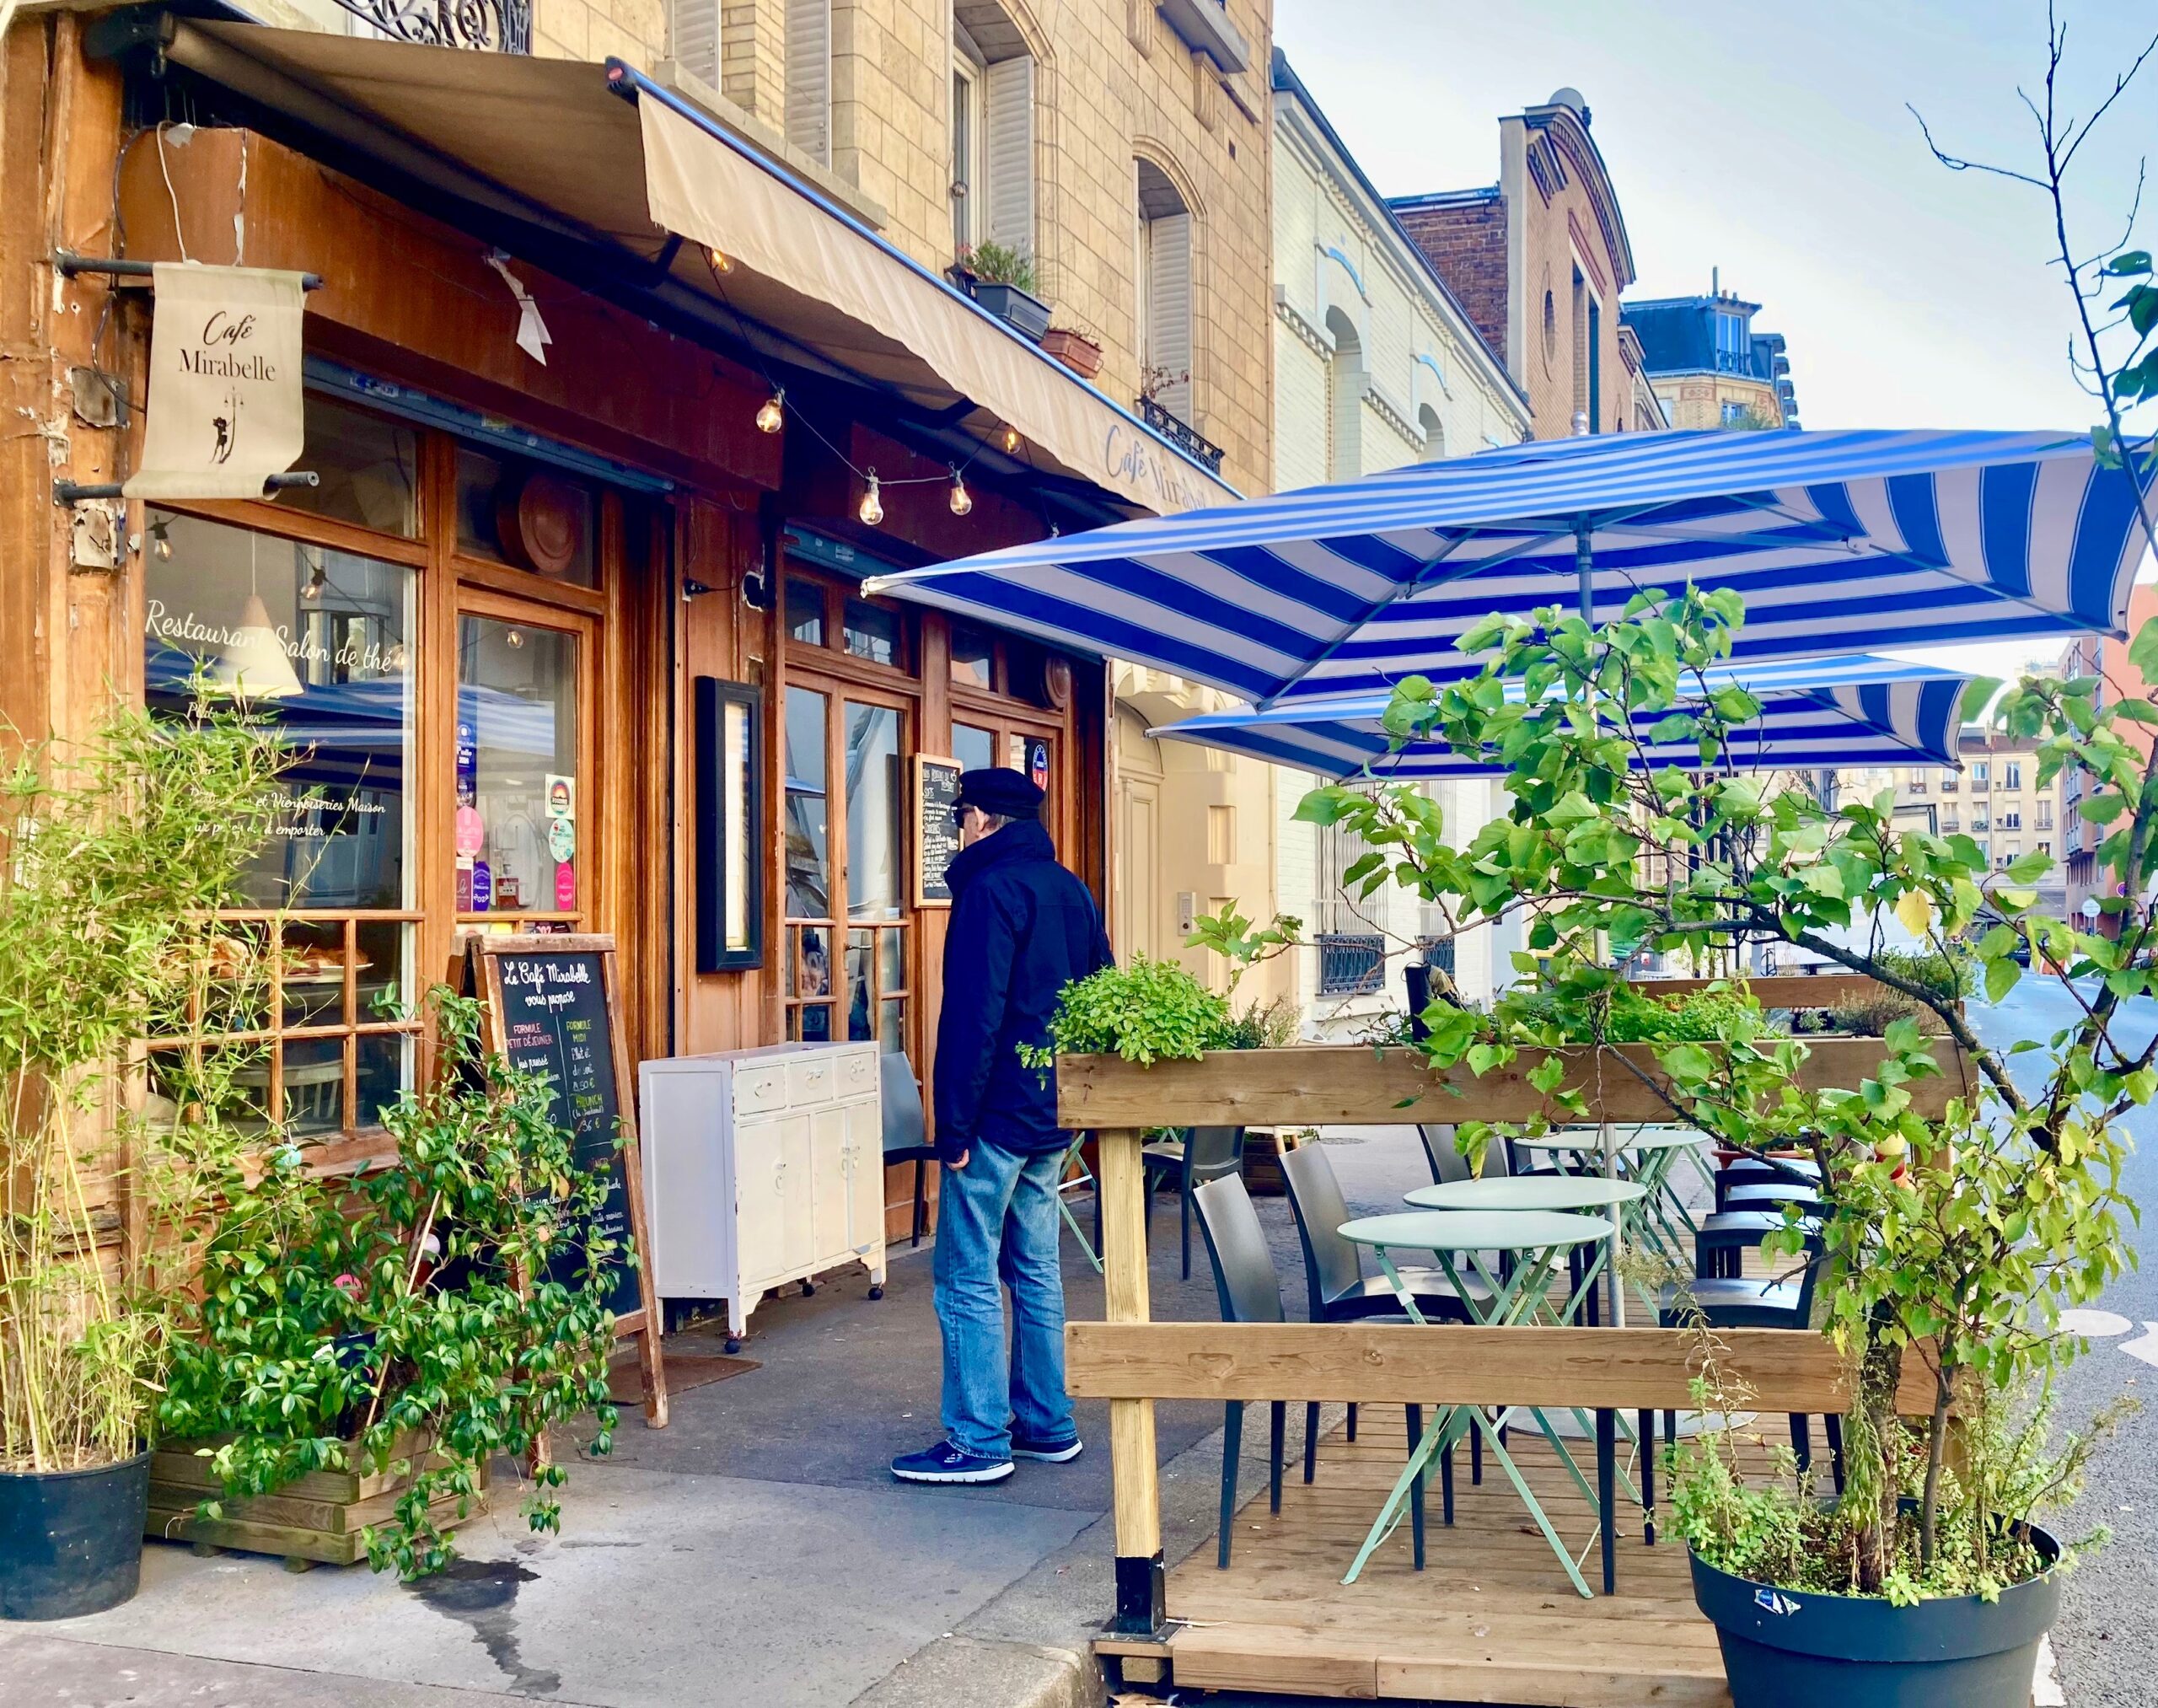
[330,0,531,52]
[1137,396,1226,475]
[1316,932,1386,998]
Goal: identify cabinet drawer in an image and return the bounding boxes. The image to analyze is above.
[733,1061,789,1116]
[838,1049,880,1099]
[786,1054,840,1109]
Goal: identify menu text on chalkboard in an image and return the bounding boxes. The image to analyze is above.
[914,755,964,907]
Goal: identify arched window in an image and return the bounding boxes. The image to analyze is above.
[952,4,1037,264]
[1135,158,1193,421]
[1418,403,1447,463]
[1325,305,1362,481]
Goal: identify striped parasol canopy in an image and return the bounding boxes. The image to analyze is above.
[863,429,2155,705]
[1147,653,1970,779]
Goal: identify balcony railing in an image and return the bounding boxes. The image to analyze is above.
[1138,396,1227,475]
[330,0,531,51]
[1316,932,1386,999]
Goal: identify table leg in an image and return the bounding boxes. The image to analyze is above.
[1597,1408,1617,1595]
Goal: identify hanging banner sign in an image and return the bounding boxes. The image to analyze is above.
[123,263,308,501]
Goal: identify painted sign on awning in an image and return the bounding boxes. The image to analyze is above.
[125,263,308,501]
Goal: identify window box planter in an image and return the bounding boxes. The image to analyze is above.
[1041,327,1103,379]
[147,1430,491,1569]
[973,281,1052,344]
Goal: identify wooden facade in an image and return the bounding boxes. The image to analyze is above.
[3,15,1111,1244]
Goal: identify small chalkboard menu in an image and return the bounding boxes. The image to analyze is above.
[914,755,964,907]
[469,934,668,1429]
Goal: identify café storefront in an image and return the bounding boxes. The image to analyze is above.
[9,8,1234,1235]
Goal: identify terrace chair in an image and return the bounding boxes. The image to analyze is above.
[1141,1124,1246,1280]
[1280,1141,1482,1495]
[1659,1231,1843,1490]
[1720,1180,1825,1218]
[1696,1210,1825,1279]
[881,1063,940,1249]
[1418,1123,1474,1184]
[1192,1174,1428,1568]
[1713,1154,1822,1211]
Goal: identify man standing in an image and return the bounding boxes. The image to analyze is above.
[892,769,1113,1485]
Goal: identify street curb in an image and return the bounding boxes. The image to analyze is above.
[846,1634,1098,1708]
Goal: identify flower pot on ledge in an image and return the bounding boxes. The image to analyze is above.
[973,281,1052,343]
[1041,328,1103,378]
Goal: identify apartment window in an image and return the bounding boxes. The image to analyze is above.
[2038,801,2053,830]
[2038,840,2052,857]
[951,8,1035,264]
[1418,403,1447,463]
[1973,760,1990,786]
[1137,158,1194,421]
[1943,814,1960,833]
[1940,770,1958,792]
[2000,809,2021,830]
[2004,760,2022,789]
[1907,772,1927,793]
[786,0,832,165]
[1313,815,1383,998]
[1324,306,1363,481]
[1998,845,2020,870]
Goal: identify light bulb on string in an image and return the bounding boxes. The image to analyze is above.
[858,471,883,527]
[947,469,973,517]
[705,245,734,280]
[755,389,786,434]
[148,518,174,561]
[301,554,327,602]
[1000,424,1023,454]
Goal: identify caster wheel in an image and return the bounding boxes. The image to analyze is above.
[868,1284,884,1300]
[724,1336,743,1355]
[801,1279,816,1297]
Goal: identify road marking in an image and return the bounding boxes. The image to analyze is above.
[2121,1324,2158,1371]
[2036,1634,2066,1705]
[2057,1308,2134,1338]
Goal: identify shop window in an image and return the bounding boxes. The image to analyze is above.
[273,394,419,538]
[454,446,598,588]
[952,721,996,771]
[142,507,421,1140]
[455,616,583,921]
[845,701,909,1052]
[786,576,827,646]
[783,686,835,1041]
[842,597,903,668]
[951,626,995,689]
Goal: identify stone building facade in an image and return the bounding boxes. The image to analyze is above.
[2059,583,2158,927]
[1389,89,1638,440]
[1624,284,1800,431]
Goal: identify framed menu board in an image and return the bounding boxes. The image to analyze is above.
[469,933,668,1428]
[914,754,964,907]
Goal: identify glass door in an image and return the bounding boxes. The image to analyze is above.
[454,599,595,932]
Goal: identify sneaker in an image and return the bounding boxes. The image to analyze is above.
[891,1440,1014,1484]
[1011,1432,1084,1464]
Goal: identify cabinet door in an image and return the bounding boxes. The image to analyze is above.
[735,1114,798,1291]
[845,1098,885,1259]
[779,1115,816,1273]
[809,1105,852,1262]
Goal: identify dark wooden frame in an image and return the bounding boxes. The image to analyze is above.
[694,674,765,971]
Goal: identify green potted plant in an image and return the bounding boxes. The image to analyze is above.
[956,241,1051,343]
[1301,575,2145,1705]
[158,988,623,1579]
[1,701,283,1619]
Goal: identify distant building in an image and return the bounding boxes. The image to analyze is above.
[2059,583,2158,927]
[1622,282,1800,430]
[1388,88,1640,439]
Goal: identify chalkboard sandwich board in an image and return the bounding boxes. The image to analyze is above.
[914,754,964,907]
[468,933,669,1429]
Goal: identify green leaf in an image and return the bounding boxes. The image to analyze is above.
[2130,615,2158,688]
[1957,676,2003,722]
[2080,792,2128,824]
[1984,957,2021,1004]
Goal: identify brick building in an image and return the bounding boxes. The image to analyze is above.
[1388,88,1641,439]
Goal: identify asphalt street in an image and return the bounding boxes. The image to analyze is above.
[1965,980,2158,1708]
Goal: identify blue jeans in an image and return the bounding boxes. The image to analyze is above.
[932,1140,1073,1461]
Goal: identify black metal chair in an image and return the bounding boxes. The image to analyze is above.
[1713,1154,1822,1211]
[881,1061,940,1249]
[1280,1141,1485,1493]
[1720,1180,1825,1218]
[1192,1174,1428,1568]
[1696,1210,1825,1279]
[1141,1124,1245,1280]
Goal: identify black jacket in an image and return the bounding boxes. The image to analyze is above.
[932,819,1113,1162]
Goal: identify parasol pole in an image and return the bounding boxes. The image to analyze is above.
[1576,516,1626,1327]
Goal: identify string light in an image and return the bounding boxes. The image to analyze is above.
[705,245,735,280]
[947,469,973,516]
[148,518,174,561]
[1001,423,1023,454]
[857,471,883,527]
[755,389,785,434]
[301,556,327,601]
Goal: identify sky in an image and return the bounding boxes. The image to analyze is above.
[1271,0,2158,684]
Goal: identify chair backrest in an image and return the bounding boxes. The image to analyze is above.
[1184,1124,1245,1181]
[1419,1124,1472,1184]
[1277,1141,1367,1318]
[1192,1174,1286,1326]
[880,1058,928,1156]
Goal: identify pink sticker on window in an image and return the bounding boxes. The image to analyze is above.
[556,862,577,910]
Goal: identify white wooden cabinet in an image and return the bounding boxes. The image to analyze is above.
[638,1042,886,1345]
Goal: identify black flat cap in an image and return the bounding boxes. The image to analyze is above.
[956,766,1044,818]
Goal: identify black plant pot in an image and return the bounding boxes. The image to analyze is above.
[0,1450,152,1620]
[973,282,1051,343]
[1690,1525,2062,1708]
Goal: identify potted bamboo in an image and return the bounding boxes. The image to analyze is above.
[1296,582,2140,1706]
[1,701,284,1619]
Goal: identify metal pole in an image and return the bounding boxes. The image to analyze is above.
[1576,518,1595,627]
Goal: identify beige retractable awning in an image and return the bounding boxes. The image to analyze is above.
[148,20,1237,518]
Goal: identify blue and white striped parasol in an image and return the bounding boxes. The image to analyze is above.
[863,429,2155,704]
[1147,653,1969,778]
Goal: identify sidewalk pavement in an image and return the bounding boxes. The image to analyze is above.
[0,1131,1438,1708]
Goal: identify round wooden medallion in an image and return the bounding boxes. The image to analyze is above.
[1042,654,1072,710]
[497,470,583,576]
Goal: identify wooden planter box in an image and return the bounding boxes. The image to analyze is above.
[1041,328,1103,378]
[148,1431,491,1567]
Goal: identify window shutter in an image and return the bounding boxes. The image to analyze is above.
[1146,212,1192,419]
[786,0,831,166]
[673,0,720,87]
[984,56,1034,262]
